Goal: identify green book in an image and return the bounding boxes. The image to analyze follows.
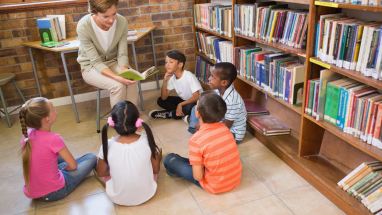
[118,66,159,81]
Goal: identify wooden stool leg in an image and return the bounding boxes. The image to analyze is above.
[0,87,11,127]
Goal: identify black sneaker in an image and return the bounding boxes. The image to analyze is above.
[149,110,172,119]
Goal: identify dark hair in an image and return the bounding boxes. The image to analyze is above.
[19,97,50,188]
[89,0,119,14]
[101,101,159,164]
[214,62,237,86]
[166,50,186,69]
[197,91,227,123]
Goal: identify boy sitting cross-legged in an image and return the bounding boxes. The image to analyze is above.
[149,50,202,119]
[187,62,247,143]
[164,91,242,194]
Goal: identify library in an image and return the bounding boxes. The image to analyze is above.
[0,0,381,214]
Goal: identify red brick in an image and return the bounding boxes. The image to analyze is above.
[12,29,28,38]
[0,31,12,40]
[172,10,192,19]
[127,15,151,24]
[151,13,171,21]
[129,0,149,7]
[120,8,140,16]
[140,5,161,14]
[173,26,192,34]
[150,0,170,4]
[161,3,182,12]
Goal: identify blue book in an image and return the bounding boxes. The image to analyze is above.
[314,23,319,57]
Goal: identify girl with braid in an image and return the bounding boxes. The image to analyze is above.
[19,97,96,201]
[96,100,162,206]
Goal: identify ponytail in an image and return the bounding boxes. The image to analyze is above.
[19,108,31,187]
[141,122,159,159]
[101,124,109,164]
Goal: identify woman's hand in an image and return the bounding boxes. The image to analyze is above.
[118,77,136,85]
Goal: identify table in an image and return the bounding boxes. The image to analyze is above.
[22,25,159,122]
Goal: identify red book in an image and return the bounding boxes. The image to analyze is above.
[248,115,291,136]
[244,100,269,115]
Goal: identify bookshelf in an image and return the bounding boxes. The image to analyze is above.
[192,0,382,214]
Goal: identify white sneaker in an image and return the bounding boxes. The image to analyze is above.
[182,115,189,125]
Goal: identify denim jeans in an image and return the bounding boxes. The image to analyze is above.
[188,106,198,134]
[163,153,200,187]
[39,153,97,201]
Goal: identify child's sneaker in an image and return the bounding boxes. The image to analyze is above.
[149,110,172,119]
[182,115,190,125]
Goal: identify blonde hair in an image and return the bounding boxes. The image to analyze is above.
[88,0,119,14]
[19,97,50,187]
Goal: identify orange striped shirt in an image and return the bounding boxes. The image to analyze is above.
[189,122,242,194]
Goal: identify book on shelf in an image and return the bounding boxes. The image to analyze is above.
[338,161,382,213]
[36,15,66,47]
[194,3,232,37]
[195,56,213,84]
[248,115,291,136]
[316,13,382,80]
[318,0,382,6]
[118,66,159,81]
[195,31,233,63]
[243,100,270,115]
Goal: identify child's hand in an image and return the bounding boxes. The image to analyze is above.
[164,71,173,81]
[176,103,184,116]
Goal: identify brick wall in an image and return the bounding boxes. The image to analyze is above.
[0,0,195,106]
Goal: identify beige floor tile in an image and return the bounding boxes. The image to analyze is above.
[277,186,345,215]
[35,177,104,209]
[214,195,293,215]
[35,193,115,215]
[189,164,272,215]
[115,170,202,215]
[0,175,35,215]
[243,151,308,194]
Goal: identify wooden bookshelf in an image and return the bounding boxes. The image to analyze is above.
[315,1,382,12]
[192,0,381,214]
[237,75,302,115]
[236,34,307,58]
[309,57,382,90]
[195,26,233,41]
[304,114,382,162]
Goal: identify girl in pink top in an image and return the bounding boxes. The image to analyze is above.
[19,97,96,201]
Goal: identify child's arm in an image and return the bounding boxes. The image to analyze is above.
[58,147,77,170]
[151,148,162,174]
[192,164,204,181]
[96,158,110,177]
[176,91,200,116]
[223,119,234,128]
[161,72,173,100]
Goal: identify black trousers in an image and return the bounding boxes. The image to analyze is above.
[157,96,196,119]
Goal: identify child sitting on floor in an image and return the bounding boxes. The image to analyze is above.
[187,62,247,143]
[96,100,162,206]
[149,50,202,120]
[164,92,242,194]
[19,97,96,201]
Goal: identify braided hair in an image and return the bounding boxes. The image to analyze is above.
[101,100,159,164]
[19,97,50,187]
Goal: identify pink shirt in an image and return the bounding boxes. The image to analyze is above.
[21,129,66,198]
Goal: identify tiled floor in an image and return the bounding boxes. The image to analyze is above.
[0,90,345,215]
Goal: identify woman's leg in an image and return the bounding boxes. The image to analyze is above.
[40,153,97,201]
[163,153,200,187]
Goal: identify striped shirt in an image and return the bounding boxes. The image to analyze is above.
[215,85,247,141]
[189,122,242,194]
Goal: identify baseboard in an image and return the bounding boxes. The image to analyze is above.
[2,80,162,116]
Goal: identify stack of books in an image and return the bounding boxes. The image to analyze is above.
[194,3,232,37]
[248,115,291,136]
[234,48,305,106]
[338,161,382,214]
[305,71,382,149]
[195,31,233,63]
[244,100,270,115]
[319,0,382,6]
[316,14,382,80]
[127,30,138,40]
[36,15,66,47]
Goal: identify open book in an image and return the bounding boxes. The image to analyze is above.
[119,66,159,81]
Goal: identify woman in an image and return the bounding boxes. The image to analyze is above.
[77,0,138,107]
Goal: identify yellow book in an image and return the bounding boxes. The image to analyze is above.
[351,25,364,70]
[118,66,159,81]
[269,11,279,42]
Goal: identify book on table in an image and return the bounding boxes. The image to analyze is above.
[248,115,291,136]
[118,66,159,81]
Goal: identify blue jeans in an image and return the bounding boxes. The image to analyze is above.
[39,153,97,201]
[163,153,200,187]
[188,106,199,134]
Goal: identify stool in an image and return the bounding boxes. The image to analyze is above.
[0,73,26,127]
